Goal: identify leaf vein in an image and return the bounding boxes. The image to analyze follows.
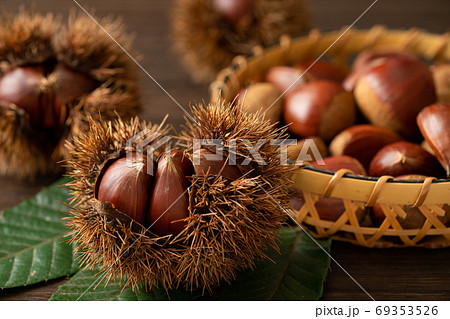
[25,248,37,284]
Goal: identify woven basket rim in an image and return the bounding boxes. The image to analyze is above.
[302,165,450,183]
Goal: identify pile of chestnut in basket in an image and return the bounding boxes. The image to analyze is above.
[238,50,450,227]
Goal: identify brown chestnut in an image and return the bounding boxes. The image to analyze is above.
[368,141,445,177]
[283,80,356,141]
[371,175,450,228]
[354,56,437,140]
[421,140,435,156]
[343,50,419,92]
[237,82,283,124]
[0,65,47,129]
[148,150,194,236]
[0,63,98,131]
[417,103,450,176]
[311,155,366,176]
[212,0,252,25]
[51,64,98,115]
[264,66,305,94]
[329,124,403,169]
[95,153,154,226]
[431,63,450,103]
[294,59,346,83]
[193,148,242,180]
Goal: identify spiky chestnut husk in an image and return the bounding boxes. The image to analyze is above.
[0,10,140,180]
[171,0,311,83]
[65,101,293,293]
[179,100,294,291]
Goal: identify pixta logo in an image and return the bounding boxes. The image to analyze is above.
[125,133,324,175]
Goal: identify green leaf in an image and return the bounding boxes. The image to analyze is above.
[215,228,332,300]
[0,177,79,288]
[50,228,331,301]
[49,268,201,301]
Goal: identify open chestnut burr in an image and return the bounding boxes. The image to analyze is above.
[171,0,311,83]
[66,101,293,292]
[0,11,139,179]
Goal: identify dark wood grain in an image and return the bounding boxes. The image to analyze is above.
[0,0,449,301]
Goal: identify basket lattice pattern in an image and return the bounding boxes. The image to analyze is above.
[290,168,450,248]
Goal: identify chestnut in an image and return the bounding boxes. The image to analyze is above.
[354,56,437,140]
[371,175,450,229]
[329,124,403,169]
[343,50,419,92]
[193,148,242,180]
[212,0,252,26]
[310,155,366,176]
[149,150,194,236]
[283,80,356,141]
[352,50,418,73]
[51,64,99,116]
[95,153,154,226]
[431,63,450,103]
[421,140,435,156]
[417,103,450,176]
[237,82,283,124]
[294,59,346,83]
[368,141,445,177]
[0,65,46,129]
[264,66,305,94]
[0,63,98,132]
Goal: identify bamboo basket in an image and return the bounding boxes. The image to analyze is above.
[210,26,450,248]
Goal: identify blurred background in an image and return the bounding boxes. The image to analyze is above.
[1,0,448,129]
[0,0,449,300]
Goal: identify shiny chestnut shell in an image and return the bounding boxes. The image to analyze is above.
[0,63,98,131]
[417,103,450,177]
[283,80,356,141]
[193,148,242,180]
[148,150,194,236]
[212,0,252,25]
[95,153,154,226]
[354,56,437,140]
[368,141,445,178]
[329,124,404,169]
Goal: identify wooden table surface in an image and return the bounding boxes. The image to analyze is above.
[1,0,449,301]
